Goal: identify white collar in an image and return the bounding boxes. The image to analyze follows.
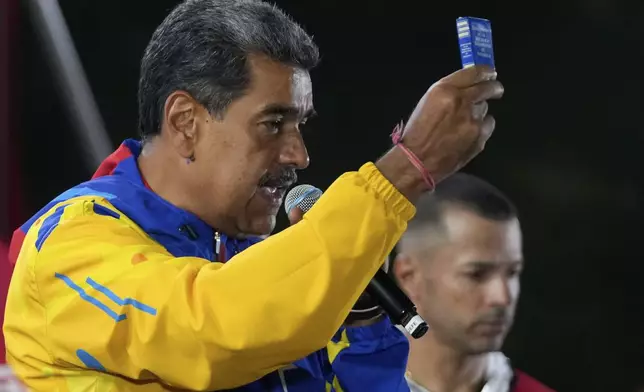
[405,352,514,392]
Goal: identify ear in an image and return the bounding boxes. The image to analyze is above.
[393,253,422,302]
[163,91,201,159]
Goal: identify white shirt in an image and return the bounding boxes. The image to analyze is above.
[0,365,25,392]
[405,352,514,392]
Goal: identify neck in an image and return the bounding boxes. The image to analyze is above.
[137,141,196,218]
[407,332,488,392]
[137,139,249,237]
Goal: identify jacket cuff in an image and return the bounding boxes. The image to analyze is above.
[359,162,416,222]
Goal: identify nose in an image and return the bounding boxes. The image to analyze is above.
[279,131,309,170]
[486,276,513,308]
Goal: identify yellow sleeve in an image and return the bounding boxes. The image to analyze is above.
[4,163,415,390]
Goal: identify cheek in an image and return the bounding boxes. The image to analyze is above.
[435,275,471,305]
[219,148,259,182]
[427,279,480,322]
[422,278,458,311]
[509,279,521,304]
[193,158,250,202]
[221,169,255,198]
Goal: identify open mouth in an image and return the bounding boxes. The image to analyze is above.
[257,177,294,208]
[257,171,297,202]
[259,178,292,193]
[260,184,288,194]
[257,184,289,208]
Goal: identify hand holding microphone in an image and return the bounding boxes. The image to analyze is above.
[285,185,429,339]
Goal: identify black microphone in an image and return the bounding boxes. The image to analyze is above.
[284,185,429,339]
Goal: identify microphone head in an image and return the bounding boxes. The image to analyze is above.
[284,184,322,215]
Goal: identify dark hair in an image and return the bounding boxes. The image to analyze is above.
[137,0,320,140]
[408,173,518,231]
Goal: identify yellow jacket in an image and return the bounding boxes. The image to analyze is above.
[4,140,414,391]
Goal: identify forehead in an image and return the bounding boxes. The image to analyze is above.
[245,54,313,114]
[432,206,523,267]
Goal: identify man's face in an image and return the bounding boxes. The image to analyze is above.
[185,55,313,236]
[397,206,523,354]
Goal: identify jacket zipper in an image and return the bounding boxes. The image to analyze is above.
[214,231,221,261]
[278,368,289,392]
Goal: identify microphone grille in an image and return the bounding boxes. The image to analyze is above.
[284,184,322,215]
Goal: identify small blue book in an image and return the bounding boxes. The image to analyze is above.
[456,17,495,68]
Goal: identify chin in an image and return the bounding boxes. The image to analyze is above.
[242,215,276,237]
[465,337,505,355]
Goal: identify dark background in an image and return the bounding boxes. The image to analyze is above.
[3,0,644,390]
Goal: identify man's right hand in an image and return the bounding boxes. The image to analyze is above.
[376,65,504,203]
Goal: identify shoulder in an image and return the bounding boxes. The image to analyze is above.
[18,196,158,274]
[27,197,145,247]
[512,369,556,392]
[17,197,174,306]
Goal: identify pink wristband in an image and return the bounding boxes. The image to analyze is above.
[391,121,436,192]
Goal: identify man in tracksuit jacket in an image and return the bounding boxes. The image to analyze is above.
[3,0,505,390]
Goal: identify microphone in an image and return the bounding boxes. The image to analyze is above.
[284,185,429,339]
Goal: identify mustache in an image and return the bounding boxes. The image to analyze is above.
[258,169,297,188]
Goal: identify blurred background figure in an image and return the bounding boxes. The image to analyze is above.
[394,174,552,392]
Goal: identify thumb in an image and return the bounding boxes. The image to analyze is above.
[287,206,304,226]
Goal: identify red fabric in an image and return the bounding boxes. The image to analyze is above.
[7,229,24,266]
[0,242,12,363]
[92,142,153,189]
[513,370,555,392]
[92,143,133,179]
[218,242,227,262]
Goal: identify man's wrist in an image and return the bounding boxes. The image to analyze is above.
[375,147,428,204]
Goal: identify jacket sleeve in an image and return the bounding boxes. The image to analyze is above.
[326,317,411,392]
[3,163,415,391]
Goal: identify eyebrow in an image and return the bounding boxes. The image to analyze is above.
[256,103,317,121]
[464,260,524,269]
